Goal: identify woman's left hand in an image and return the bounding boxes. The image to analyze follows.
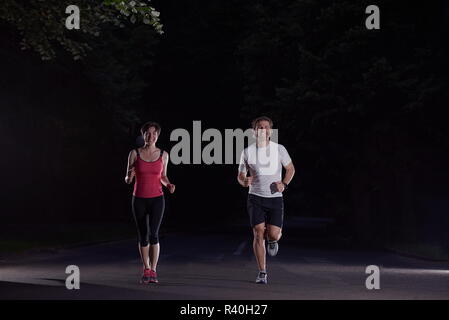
[167,183,176,194]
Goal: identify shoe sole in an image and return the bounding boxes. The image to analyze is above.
[255,277,268,284]
[267,243,279,257]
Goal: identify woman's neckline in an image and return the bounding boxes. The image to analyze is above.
[138,148,162,163]
[138,156,161,163]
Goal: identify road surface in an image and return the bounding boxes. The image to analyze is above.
[1,220,448,300]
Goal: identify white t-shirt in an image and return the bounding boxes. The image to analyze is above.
[238,141,292,198]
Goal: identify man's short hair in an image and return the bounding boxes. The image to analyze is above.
[251,116,273,130]
[140,121,161,136]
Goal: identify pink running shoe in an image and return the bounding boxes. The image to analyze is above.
[140,268,151,284]
[149,270,159,283]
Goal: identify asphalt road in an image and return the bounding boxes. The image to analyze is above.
[1,219,449,300]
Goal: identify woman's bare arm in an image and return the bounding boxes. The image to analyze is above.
[125,150,137,184]
[161,151,175,193]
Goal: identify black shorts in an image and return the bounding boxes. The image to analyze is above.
[132,195,165,246]
[247,194,284,228]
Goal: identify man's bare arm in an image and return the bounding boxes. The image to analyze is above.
[237,171,253,187]
[282,162,295,186]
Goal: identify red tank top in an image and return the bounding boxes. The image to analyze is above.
[133,148,164,198]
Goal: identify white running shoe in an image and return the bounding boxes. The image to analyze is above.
[255,272,267,284]
[267,240,279,257]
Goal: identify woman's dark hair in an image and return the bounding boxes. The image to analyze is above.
[140,121,161,136]
[251,116,273,130]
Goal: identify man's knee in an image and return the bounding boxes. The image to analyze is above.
[268,228,282,241]
[253,227,265,242]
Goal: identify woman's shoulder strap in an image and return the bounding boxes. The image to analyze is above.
[135,148,140,157]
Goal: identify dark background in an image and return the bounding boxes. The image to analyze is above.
[1,0,448,257]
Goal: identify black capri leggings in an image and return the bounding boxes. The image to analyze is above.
[132,195,165,246]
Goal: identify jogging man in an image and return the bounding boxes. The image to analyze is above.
[237,116,295,284]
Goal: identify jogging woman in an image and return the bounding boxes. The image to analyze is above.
[125,121,175,284]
